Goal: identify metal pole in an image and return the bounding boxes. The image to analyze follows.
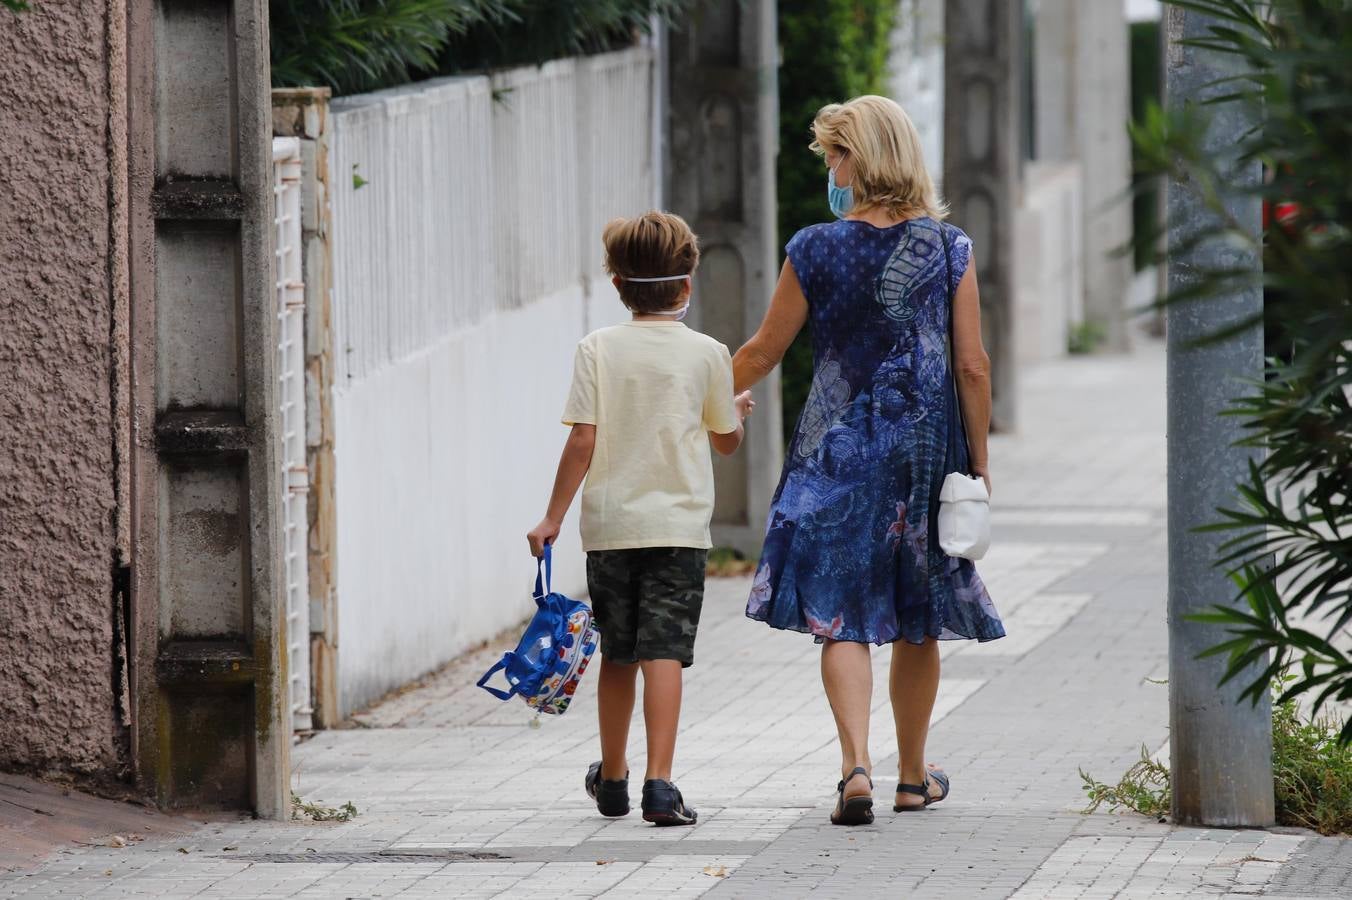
[1164,5,1273,827]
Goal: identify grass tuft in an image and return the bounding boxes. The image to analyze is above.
[1080,745,1171,821]
[291,793,359,823]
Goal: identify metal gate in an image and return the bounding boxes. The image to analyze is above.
[272,137,312,732]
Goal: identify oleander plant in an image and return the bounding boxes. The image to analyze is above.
[1132,0,1352,740]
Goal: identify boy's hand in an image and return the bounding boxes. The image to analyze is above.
[734,390,755,420]
[527,518,561,558]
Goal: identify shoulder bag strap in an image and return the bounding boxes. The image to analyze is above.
[941,226,973,477]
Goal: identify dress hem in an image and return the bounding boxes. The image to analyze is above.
[744,607,1006,646]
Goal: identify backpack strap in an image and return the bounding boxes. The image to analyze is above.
[534,543,553,598]
[476,654,517,700]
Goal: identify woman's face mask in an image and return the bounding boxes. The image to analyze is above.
[827,152,854,219]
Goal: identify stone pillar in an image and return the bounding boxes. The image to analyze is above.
[666,0,783,553]
[944,0,1021,430]
[128,0,288,817]
[1035,0,1134,351]
[1164,6,1274,827]
[887,0,946,184]
[273,89,340,731]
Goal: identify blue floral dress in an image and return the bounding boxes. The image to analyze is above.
[747,217,1005,645]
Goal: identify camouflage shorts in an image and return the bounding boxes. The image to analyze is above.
[585,547,708,667]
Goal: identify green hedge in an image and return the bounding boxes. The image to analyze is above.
[777,0,897,442]
[270,0,693,95]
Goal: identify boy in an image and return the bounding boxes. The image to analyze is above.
[526,211,753,826]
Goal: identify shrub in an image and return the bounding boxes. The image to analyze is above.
[270,0,694,95]
[433,0,695,74]
[269,0,511,94]
[1081,682,1352,835]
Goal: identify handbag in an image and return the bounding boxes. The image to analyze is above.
[936,226,991,561]
[475,544,599,715]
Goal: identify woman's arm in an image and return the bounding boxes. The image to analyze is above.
[951,264,992,494]
[526,423,596,556]
[732,260,809,393]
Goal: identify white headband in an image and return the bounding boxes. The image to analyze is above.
[623,274,692,283]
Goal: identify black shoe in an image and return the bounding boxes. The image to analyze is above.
[831,767,874,826]
[641,778,697,826]
[585,761,630,817]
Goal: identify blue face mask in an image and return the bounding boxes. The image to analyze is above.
[827,164,854,219]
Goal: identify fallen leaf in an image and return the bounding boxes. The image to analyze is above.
[104,870,113,877]
[596,859,614,866]
[107,835,127,848]
[128,834,145,843]
[702,865,728,878]
[176,848,189,854]
[223,846,238,852]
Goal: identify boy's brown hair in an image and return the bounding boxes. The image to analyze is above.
[602,211,700,314]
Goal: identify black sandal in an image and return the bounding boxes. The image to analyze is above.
[830,767,874,826]
[586,761,631,817]
[641,778,697,826]
[894,768,950,812]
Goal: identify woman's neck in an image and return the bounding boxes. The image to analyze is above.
[845,206,916,228]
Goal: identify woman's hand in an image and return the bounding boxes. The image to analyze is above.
[970,462,992,497]
[527,517,561,558]
[735,390,755,420]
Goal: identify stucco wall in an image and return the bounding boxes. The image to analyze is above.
[0,1,125,777]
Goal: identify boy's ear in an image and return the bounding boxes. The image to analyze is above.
[680,278,693,299]
[612,275,624,292]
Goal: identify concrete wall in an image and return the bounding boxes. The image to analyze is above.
[327,51,654,714]
[1034,0,1134,349]
[0,1,128,778]
[886,0,946,185]
[1015,161,1084,363]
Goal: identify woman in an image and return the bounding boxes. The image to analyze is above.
[733,96,1005,825]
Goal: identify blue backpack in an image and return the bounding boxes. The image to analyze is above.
[476,545,599,715]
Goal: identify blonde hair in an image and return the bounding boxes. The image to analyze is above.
[602,210,700,314]
[810,95,947,221]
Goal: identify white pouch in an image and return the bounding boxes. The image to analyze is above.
[937,472,990,560]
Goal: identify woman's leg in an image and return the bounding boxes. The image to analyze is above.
[890,637,941,807]
[597,658,639,780]
[821,639,873,798]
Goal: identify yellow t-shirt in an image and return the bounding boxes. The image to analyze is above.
[562,322,739,552]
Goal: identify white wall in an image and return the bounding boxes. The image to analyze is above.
[328,49,655,714]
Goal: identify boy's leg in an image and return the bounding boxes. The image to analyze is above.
[598,658,638,780]
[633,548,707,784]
[639,659,682,782]
[586,551,642,783]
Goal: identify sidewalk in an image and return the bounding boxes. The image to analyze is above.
[4,339,1349,898]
